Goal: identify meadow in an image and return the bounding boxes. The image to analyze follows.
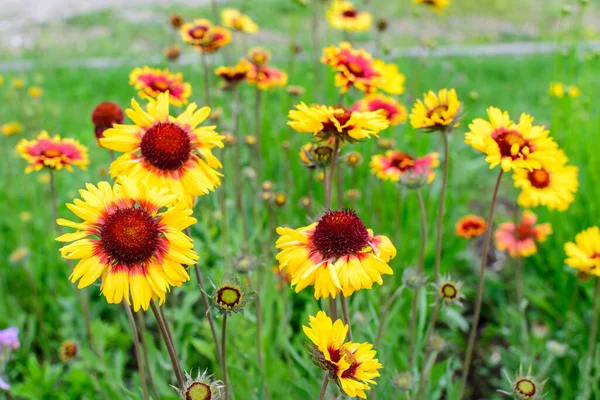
[1,0,599,399]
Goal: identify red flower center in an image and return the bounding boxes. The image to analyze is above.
[189,26,208,40]
[528,168,550,189]
[141,122,192,171]
[516,223,534,240]
[312,210,370,259]
[92,102,124,139]
[426,104,449,119]
[389,152,415,171]
[492,128,528,159]
[342,9,358,18]
[100,207,160,266]
[149,79,170,92]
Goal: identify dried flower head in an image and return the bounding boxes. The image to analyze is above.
[345,188,361,201]
[429,334,446,352]
[433,274,464,306]
[177,369,224,400]
[244,135,258,146]
[164,45,182,61]
[261,181,274,191]
[402,267,427,289]
[393,372,413,391]
[261,191,273,202]
[498,365,548,400]
[300,142,337,168]
[59,340,78,361]
[234,255,257,274]
[286,85,306,97]
[170,14,185,29]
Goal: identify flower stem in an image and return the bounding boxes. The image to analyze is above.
[232,86,249,249]
[254,86,263,175]
[416,303,441,394]
[124,302,149,400]
[458,169,504,397]
[318,374,329,400]
[135,311,160,400]
[222,314,230,400]
[311,0,321,102]
[194,263,221,357]
[218,149,230,260]
[433,131,450,283]
[340,295,353,341]
[583,277,600,400]
[200,51,212,107]
[150,301,184,390]
[325,137,340,209]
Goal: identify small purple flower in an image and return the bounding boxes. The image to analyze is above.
[0,328,19,350]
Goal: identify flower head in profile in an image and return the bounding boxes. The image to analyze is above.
[247,47,271,67]
[465,107,558,172]
[512,149,578,211]
[221,8,259,34]
[495,211,551,258]
[327,1,372,32]
[246,64,288,90]
[215,59,251,89]
[211,275,254,316]
[178,369,224,400]
[100,92,225,206]
[288,103,389,143]
[351,94,407,126]
[564,226,600,276]
[303,311,382,398]
[370,150,438,183]
[169,14,184,29]
[276,209,396,299]
[59,340,78,361]
[498,365,547,400]
[323,42,405,94]
[410,88,461,131]
[300,141,337,168]
[415,0,450,12]
[164,45,182,61]
[56,177,198,311]
[180,19,231,53]
[455,215,486,239]
[91,102,124,142]
[1,122,23,136]
[129,66,191,107]
[17,131,89,173]
[433,274,465,307]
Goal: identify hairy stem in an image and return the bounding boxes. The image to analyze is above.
[222,315,230,400]
[340,295,353,341]
[318,374,329,400]
[124,302,149,400]
[150,301,184,389]
[433,131,450,283]
[136,311,160,400]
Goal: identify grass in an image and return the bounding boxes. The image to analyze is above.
[1,4,600,400]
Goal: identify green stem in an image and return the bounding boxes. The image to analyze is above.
[433,131,450,283]
[340,295,353,341]
[222,315,230,400]
[201,51,212,107]
[583,277,600,400]
[150,301,184,390]
[194,263,221,357]
[124,303,149,400]
[136,311,160,400]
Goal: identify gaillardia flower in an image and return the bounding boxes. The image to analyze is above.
[221,8,259,34]
[433,274,465,307]
[129,66,191,107]
[178,370,224,400]
[288,102,389,143]
[180,19,231,53]
[100,92,225,206]
[300,141,336,168]
[465,107,558,172]
[92,102,124,141]
[215,59,251,88]
[16,131,89,173]
[495,210,551,258]
[275,209,396,299]
[564,226,600,276]
[455,215,487,239]
[351,94,407,126]
[1,122,24,136]
[211,275,254,316]
[247,47,271,67]
[327,1,372,32]
[322,42,405,94]
[409,88,461,131]
[415,0,450,12]
[246,64,288,90]
[56,177,198,311]
[498,365,547,400]
[303,311,382,398]
[370,150,438,182]
[512,149,578,211]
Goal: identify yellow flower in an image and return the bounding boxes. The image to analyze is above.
[322,42,405,94]
[565,227,600,275]
[28,86,43,98]
[129,66,191,107]
[512,150,578,211]
[221,8,259,33]
[327,1,372,32]
[11,78,25,89]
[288,102,389,143]
[246,64,288,90]
[275,210,396,299]
[415,0,450,11]
[0,75,4,86]
[16,131,89,173]
[1,122,24,136]
[247,47,271,66]
[548,82,565,98]
[180,19,231,53]
[350,94,407,126]
[455,215,486,239]
[215,59,251,85]
[568,85,581,98]
[56,177,198,311]
[409,88,461,131]
[303,311,382,398]
[465,107,558,172]
[100,92,224,206]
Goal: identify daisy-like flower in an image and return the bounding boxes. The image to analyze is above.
[495,210,552,258]
[564,226,600,276]
[370,150,439,183]
[100,92,225,206]
[512,150,578,211]
[177,369,224,400]
[288,102,389,143]
[275,209,396,299]
[322,42,405,94]
[215,59,251,88]
[129,66,191,107]
[91,102,124,142]
[221,8,259,34]
[455,214,487,239]
[415,0,450,12]
[16,131,89,173]
[56,177,198,311]
[409,88,461,131]
[466,107,559,172]
[327,1,372,32]
[498,365,547,400]
[246,64,288,90]
[433,274,465,306]
[247,47,271,67]
[180,19,231,53]
[304,311,382,398]
[210,275,254,316]
[350,94,407,126]
[1,122,23,136]
[59,340,78,361]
